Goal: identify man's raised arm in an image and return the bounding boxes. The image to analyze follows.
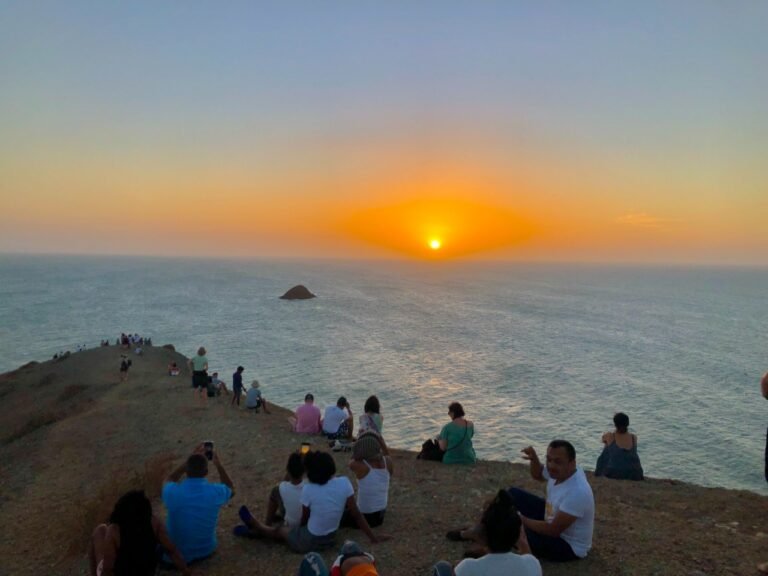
[521,446,545,481]
[212,451,235,497]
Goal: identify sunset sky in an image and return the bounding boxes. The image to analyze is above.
[1,2,766,264]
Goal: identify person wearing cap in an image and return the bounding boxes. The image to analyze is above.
[322,396,354,440]
[245,380,271,413]
[340,435,392,528]
[289,393,323,434]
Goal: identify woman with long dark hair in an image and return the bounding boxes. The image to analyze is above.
[89,490,190,576]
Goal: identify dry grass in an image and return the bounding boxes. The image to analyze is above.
[39,373,57,387]
[62,452,178,560]
[4,411,62,444]
[57,384,89,402]
[143,451,177,499]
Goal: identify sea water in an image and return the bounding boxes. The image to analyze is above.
[0,254,766,493]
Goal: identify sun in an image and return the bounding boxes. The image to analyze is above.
[429,239,442,250]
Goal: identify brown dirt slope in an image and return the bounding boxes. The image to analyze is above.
[0,347,766,576]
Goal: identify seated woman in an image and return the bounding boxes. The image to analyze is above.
[595,412,644,481]
[438,490,542,575]
[359,395,383,435]
[89,490,189,576]
[358,395,389,454]
[238,451,386,553]
[340,434,393,529]
[168,362,180,376]
[438,402,476,465]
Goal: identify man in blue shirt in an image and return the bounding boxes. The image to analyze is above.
[162,444,235,563]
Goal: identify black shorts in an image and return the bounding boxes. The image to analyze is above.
[192,371,208,389]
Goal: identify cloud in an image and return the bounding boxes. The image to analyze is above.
[615,212,671,229]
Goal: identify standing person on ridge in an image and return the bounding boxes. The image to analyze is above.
[189,347,208,407]
[231,366,245,407]
[758,372,768,575]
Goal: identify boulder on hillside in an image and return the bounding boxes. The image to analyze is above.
[162,344,176,352]
[280,285,316,300]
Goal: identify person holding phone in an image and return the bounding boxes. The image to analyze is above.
[161,443,235,565]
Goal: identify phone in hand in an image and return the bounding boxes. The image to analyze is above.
[203,440,214,461]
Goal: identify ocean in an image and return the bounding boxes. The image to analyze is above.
[1,254,766,493]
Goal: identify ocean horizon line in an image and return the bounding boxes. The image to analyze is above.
[1,249,767,270]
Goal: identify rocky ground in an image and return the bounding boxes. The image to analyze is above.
[0,346,766,576]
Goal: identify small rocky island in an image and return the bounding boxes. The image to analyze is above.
[279,284,316,300]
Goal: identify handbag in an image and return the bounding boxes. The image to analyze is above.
[417,438,444,461]
[417,423,469,461]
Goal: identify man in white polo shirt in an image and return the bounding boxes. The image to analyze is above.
[511,439,594,562]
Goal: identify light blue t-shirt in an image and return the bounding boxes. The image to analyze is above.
[162,478,232,562]
[245,387,262,408]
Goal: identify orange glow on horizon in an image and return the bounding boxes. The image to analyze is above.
[339,197,533,259]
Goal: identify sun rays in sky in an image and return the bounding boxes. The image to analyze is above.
[340,196,533,260]
[1,3,767,264]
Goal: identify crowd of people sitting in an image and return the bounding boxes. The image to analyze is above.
[88,343,654,574]
[88,389,648,576]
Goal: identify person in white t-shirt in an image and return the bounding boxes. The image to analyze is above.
[437,489,542,576]
[515,440,594,561]
[447,439,593,562]
[236,451,387,553]
[233,452,306,538]
[322,396,354,440]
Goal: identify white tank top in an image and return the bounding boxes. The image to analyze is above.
[356,458,390,514]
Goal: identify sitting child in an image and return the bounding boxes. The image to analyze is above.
[168,362,180,376]
[235,452,305,537]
